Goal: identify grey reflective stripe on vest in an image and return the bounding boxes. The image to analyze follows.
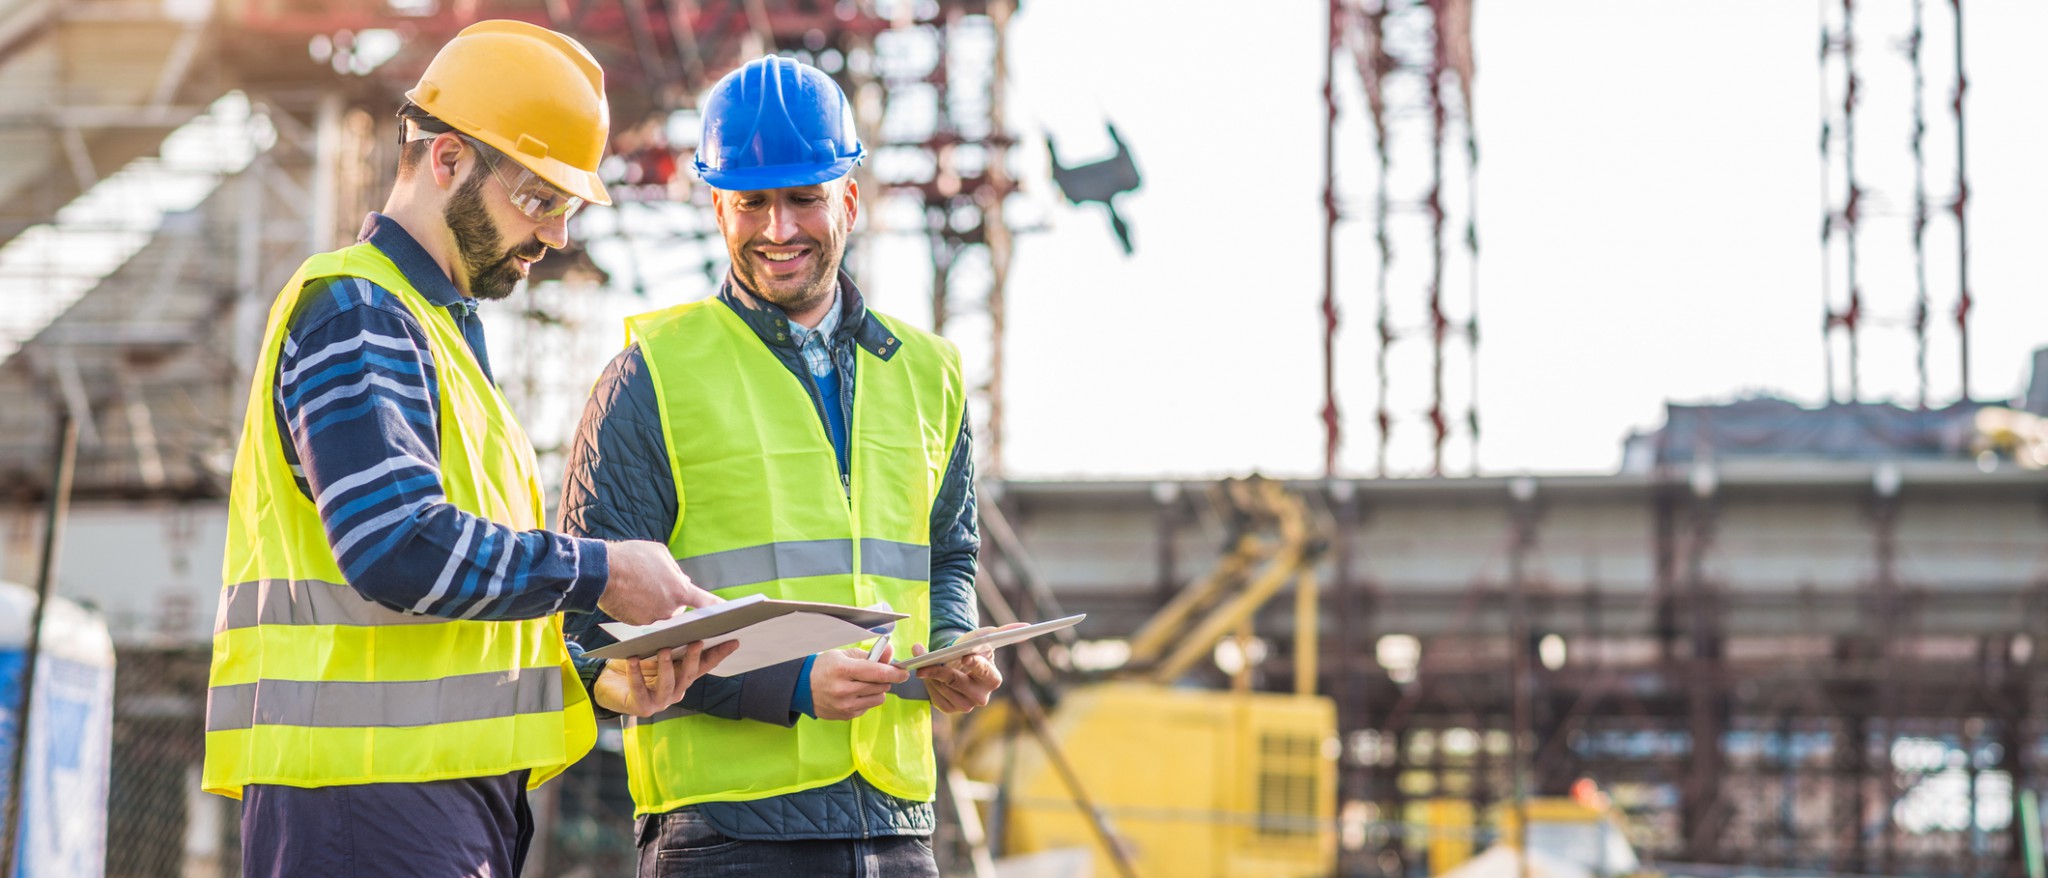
[678,539,849,589]
[677,538,931,590]
[630,677,930,726]
[214,579,441,634]
[205,668,563,732]
[858,539,931,583]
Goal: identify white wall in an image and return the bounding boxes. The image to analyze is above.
[0,501,227,646]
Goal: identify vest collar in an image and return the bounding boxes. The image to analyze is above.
[721,271,901,361]
[358,213,471,311]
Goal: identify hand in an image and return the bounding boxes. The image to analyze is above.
[592,641,740,718]
[913,623,1028,715]
[809,642,910,721]
[599,540,720,625]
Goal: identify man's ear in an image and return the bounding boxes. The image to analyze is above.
[710,189,730,234]
[841,178,859,229]
[428,133,466,190]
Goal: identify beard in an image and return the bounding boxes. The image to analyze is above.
[444,170,545,301]
[728,234,843,315]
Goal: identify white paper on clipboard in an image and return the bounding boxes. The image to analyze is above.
[589,594,905,677]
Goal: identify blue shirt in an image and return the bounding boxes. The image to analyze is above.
[780,286,844,717]
[784,285,849,478]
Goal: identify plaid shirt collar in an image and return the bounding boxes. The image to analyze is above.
[720,270,904,363]
[785,285,842,377]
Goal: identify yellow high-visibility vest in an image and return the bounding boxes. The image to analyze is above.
[202,243,595,798]
[619,298,965,815]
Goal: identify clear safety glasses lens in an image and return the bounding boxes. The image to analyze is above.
[465,137,585,221]
[500,167,585,221]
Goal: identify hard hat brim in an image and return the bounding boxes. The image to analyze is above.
[698,157,858,193]
[530,155,613,207]
[451,126,613,207]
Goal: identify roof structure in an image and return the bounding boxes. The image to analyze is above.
[0,0,1022,498]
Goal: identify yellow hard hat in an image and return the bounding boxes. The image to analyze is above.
[406,19,613,206]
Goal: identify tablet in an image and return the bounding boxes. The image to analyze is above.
[893,614,1086,671]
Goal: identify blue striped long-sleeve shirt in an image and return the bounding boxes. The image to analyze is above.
[271,213,608,621]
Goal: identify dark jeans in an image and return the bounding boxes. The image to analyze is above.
[636,808,939,878]
[240,771,532,877]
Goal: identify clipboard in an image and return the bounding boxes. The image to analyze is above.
[893,614,1086,671]
[586,593,907,676]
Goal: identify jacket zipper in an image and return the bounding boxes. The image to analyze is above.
[854,774,871,839]
[815,354,872,843]
[751,305,903,836]
[798,326,871,839]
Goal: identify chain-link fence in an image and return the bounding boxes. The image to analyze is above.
[100,649,647,878]
[106,647,221,878]
[528,739,641,877]
[94,651,991,878]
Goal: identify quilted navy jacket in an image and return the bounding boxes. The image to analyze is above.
[559,272,979,839]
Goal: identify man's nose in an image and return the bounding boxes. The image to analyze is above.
[536,212,570,249]
[763,202,800,242]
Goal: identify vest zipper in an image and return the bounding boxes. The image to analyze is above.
[854,774,871,839]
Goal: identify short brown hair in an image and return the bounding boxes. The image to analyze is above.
[395,102,452,178]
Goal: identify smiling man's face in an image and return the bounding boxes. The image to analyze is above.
[714,177,859,316]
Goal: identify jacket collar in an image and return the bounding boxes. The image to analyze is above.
[720,270,901,361]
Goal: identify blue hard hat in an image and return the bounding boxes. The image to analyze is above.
[694,55,865,190]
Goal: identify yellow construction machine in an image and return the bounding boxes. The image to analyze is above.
[1424,782,1658,878]
[956,477,1338,878]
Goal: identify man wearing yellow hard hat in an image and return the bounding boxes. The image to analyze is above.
[202,21,733,876]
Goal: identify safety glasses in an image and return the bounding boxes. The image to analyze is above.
[458,135,585,222]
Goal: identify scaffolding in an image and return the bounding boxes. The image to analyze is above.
[1819,0,1972,407]
[0,4,1020,872]
[1326,0,1479,478]
[982,469,2047,878]
[5,4,2047,877]
[0,0,1020,495]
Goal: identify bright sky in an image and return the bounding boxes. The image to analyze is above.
[19,5,2042,485]
[520,2,2048,483]
[876,0,2048,480]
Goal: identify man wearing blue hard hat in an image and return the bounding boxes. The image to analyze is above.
[559,55,1016,875]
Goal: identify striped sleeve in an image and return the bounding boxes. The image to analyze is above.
[274,276,608,621]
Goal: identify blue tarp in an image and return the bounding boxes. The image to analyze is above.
[0,582,113,878]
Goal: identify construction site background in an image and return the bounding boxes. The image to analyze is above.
[1,1,2046,877]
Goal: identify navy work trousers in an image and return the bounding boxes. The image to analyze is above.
[635,808,940,878]
[240,770,532,877]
